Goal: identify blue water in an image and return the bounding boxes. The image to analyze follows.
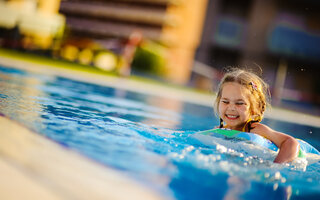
[1,65,320,200]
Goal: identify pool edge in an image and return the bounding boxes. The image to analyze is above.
[0,115,167,200]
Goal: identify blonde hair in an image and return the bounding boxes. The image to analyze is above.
[214,68,270,122]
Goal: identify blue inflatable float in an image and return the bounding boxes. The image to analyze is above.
[193,128,320,158]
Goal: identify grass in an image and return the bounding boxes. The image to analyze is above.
[0,48,211,95]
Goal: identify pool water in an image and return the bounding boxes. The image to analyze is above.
[1,65,320,200]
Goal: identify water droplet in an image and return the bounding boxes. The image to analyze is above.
[186,145,194,151]
[216,144,227,153]
[274,171,281,180]
[273,183,278,191]
[264,173,270,178]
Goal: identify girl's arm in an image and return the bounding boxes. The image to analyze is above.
[250,123,300,163]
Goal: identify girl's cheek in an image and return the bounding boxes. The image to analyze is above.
[238,105,249,112]
[220,105,226,111]
[218,105,224,115]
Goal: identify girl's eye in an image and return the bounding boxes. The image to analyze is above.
[236,102,245,105]
[221,100,229,104]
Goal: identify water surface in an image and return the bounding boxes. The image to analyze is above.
[0,65,319,200]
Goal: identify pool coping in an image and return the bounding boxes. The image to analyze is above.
[0,114,166,200]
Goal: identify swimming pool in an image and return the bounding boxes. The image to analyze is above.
[1,62,320,200]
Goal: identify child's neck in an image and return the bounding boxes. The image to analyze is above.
[224,123,247,132]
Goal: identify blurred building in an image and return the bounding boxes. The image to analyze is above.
[58,0,208,83]
[0,0,319,111]
[195,0,320,112]
[0,0,208,84]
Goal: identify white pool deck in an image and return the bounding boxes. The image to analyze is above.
[0,53,319,199]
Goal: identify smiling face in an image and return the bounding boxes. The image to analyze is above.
[218,82,251,131]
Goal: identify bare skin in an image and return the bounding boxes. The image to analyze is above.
[250,123,300,163]
[218,83,251,131]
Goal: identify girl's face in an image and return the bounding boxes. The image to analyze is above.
[218,82,251,131]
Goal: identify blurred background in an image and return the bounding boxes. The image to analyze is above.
[0,0,319,115]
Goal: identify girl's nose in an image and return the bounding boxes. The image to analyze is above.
[228,103,236,111]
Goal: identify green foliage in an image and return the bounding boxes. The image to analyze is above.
[131,41,167,76]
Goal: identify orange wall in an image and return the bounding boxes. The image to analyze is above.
[162,0,208,84]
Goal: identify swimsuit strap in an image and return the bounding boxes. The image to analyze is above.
[242,118,252,132]
[247,120,259,132]
[219,118,224,128]
[220,117,260,132]
[242,117,260,132]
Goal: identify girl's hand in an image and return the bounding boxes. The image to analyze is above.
[250,123,300,163]
[250,122,269,136]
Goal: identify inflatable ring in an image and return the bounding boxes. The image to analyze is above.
[193,128,320,158]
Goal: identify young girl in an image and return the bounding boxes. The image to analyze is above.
[214,68,300,163]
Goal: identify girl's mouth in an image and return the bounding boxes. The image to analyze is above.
[225,114,239,120]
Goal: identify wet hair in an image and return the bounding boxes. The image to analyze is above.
[214,68,270,122]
